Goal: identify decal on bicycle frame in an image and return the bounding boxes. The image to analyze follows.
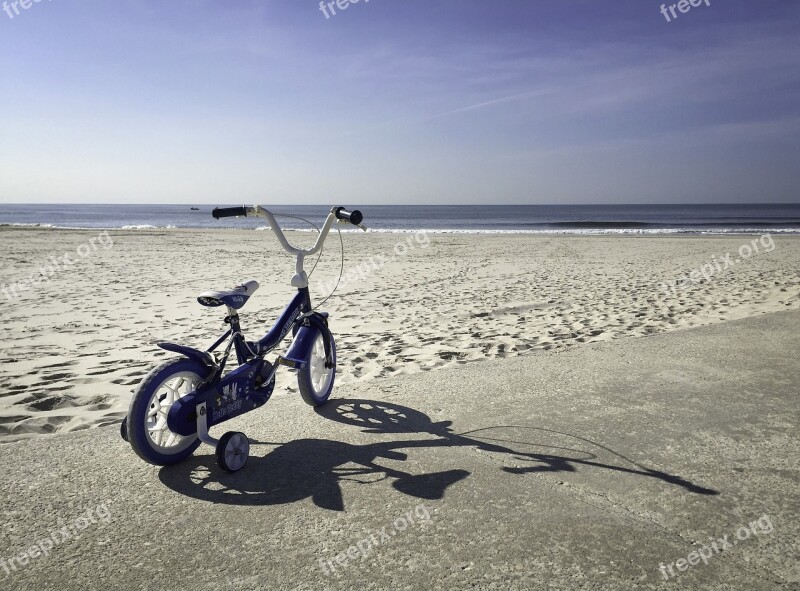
[280,308,301,340]
[213,383,244,423]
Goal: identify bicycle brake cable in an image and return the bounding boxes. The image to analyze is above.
[313,225,345,311]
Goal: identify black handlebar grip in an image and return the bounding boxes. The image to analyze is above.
[334,207,364,226]
[212,206,248,219]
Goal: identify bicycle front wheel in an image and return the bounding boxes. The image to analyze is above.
[298,332,336,406]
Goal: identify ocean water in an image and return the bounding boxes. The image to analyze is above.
[1,203,799,234]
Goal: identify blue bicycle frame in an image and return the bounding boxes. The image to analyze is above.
[163,285,334,437]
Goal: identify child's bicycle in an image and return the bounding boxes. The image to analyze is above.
[120,205,365,472]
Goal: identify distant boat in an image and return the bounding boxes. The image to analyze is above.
[190,207,200,211]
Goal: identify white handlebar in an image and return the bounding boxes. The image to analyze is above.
[244,205,338,258]
[244,205,357,289]
[213,204,365,289]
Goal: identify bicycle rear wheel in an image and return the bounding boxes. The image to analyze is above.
[126,358,208,466]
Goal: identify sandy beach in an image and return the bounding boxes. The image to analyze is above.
[0,227,799,590]
[1,227,799,442]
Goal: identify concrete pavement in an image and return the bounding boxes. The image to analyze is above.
[1,311,798,590]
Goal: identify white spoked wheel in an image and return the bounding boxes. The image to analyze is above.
[126,358,207,466]
[217,431,250,472]
[298,332,336,406]
[310,335,334,394]
[145,371,202,453]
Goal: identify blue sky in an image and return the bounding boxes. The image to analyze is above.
[0,0,798,204]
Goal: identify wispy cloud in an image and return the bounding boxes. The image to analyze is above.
[415,88,557,123]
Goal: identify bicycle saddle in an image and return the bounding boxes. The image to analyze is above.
[197,279,260,310]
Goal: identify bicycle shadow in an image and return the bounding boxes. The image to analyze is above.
[158,398,718,510]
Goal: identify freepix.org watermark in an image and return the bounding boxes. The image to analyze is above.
[660,0,711,23]
[1,501,112,578]
[1,231,114,301]
[3,0,53,20]
[318,0,369,20]
[659,234,775,297]
[315,230,430,299]
[318,504,431,576]
[658,514,773,580]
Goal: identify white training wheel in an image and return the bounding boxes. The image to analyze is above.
[216,431,250,472]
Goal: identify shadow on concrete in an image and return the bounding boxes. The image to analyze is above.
[158,398,718,510]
